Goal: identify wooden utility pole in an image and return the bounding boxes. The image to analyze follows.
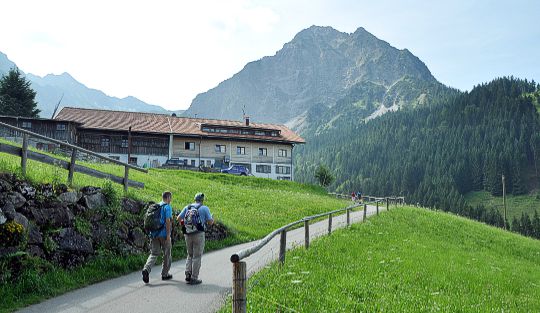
[502,175,507,230]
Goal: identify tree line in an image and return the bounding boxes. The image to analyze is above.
[296,77,540,239]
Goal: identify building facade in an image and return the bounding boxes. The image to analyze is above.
[54,107,305,180]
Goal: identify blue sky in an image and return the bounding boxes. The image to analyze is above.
[0,0,538,110]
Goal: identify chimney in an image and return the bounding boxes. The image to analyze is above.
[244,116,250,126]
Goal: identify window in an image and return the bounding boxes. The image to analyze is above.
[191,160,196,167]
[101,137,110,147]
[256,165,272,173]
[128,157,138,165]
[254,131,265,136]
[215,145,226,153]
[278,149,288,157]
[241,130,251,135]
[121,139,129,148]
[276,166,291,174]
[22,121,32,128]
[183,159,188,165]
[271,131,279,137]
[56,124,66,131]
[258,148,267,156]
[237,146,246,155]
[185,142,195,150]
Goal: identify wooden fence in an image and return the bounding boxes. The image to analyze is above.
[229,196,405,312]
[0,121,147,191]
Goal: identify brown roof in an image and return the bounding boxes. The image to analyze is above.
[55,107,305,144]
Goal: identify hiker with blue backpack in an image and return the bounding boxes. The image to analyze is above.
[177,192,214,285]
[141,191,173,284]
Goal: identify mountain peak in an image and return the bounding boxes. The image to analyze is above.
[185,25,443,125]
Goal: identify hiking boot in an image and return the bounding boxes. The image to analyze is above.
[161,274,173,281]
[185,272,191,282]
[142,269,149,284]
[189,278,202,285]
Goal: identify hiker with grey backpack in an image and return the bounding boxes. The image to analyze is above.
[141,191,174,284]
[177,192,214,285]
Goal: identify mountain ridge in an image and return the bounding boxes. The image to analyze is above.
[184,25,446,128]
[0,52,182,118]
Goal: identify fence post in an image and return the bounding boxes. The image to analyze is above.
[232,261,247,313]
[376,201,379,216]
[304,220,310,249]
[21,134,28,176]
[279,230,287,265]
[363,204,367,221]
[123,166,129,192]
[328,213,332,234]
[67,148,77,186]
[346,208,351,227]
[386,198,389,211]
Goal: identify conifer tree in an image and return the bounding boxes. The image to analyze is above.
[0,68,40,117]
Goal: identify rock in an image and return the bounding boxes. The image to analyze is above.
[15,182,36,199]
[122,198,143,214]
[51,251,86,268]
[80,186,101,195]
[117,224,129,241]
[17,199,34,215]
[2,203,16,220]
[27,245,45,258]
[58,191,81,205]
[0,209,6,225]
[31,204,74,228]
[55,184,68,195]
[0,178,13,192]
[80,193,107,210]
[13,213,29,230]
[0,246,18,257]
[28,224,43,245]
[4,192,27,209]
[91,223,110,245]
[70,203,87,215]
[54,228,93,255]
[39,184,54,198]
[130,228,147,248]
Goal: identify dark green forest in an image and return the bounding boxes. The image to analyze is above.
[296,77,540,238]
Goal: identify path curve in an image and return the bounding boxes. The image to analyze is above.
[18,204,383,313]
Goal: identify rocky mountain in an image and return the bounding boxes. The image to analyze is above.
[185,26,450,128]
[0,51,182,118]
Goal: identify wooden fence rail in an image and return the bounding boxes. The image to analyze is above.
[0,121,147,190]
[229,195,405,312]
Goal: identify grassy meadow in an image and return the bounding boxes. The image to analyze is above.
[465,190,540,221]
[220,207,540,312]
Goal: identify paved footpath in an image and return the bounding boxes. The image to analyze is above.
[19,204,382,313]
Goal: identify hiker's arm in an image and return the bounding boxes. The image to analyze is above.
[166,218,172,241]
[207,219,214,226]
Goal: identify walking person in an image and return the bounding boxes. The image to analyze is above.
[142,191,173,283]
[178,192,214,285]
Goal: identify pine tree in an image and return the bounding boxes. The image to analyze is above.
[0,67,40,117]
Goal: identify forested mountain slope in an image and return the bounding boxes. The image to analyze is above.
[296,78,540,214]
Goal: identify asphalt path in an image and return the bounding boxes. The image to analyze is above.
[19,204,382,313]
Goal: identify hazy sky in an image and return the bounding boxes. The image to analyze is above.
[1,0,538,110]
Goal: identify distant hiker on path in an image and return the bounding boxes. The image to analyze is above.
[178,192,214,285]
[142,191,173,284]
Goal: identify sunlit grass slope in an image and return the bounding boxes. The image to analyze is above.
[222,207,540,312]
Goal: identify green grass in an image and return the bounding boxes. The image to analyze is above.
[0,140,350,312]
[0,142,348,240]
[465,191,540,220]
[220,207,540,312]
